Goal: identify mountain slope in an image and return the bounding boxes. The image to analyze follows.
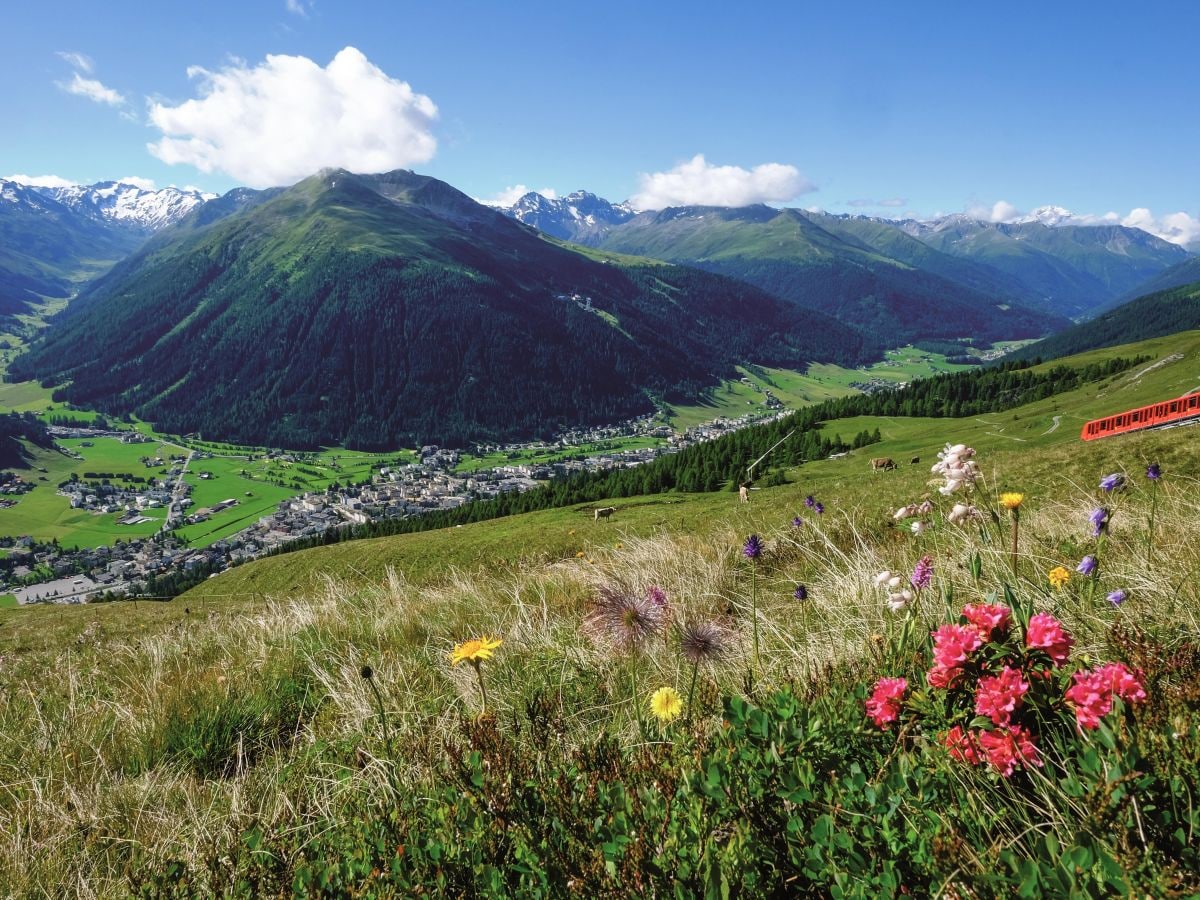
[1097,256,1200,311]
[900,217,1187,317]
[10,170,870,449]
[35,181,211,234]
[1011,280,1200,362]
[593,205,1067,344]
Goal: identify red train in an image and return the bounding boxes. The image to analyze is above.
[1081,390,1200,441]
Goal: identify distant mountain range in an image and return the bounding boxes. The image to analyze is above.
[496,193,1189,321]
[0,179,209,324]
[498,190,635,242]
[10,170,868,448]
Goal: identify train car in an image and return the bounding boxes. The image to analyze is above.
[1081,390,1200,441]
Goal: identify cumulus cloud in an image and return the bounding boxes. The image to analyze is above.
[965,198,1200,247]
[630,154,815,210]
[117,176,158,191]
[1119,208,1200,248]
[847,196,907,208]
[4,173,77,188]
[60,72,126,106]
[478,184,558,207]
[147,47,438,189]
[56,51,93,73]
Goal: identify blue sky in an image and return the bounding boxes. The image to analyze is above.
[2,0,1197,237]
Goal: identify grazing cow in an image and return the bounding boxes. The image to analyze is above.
[594,506,617,521]
[738,485,749,503]
[910,456,920,465]
[870,457,897,472]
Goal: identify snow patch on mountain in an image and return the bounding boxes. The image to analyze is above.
[500,190,635,243]
[34,181,215,233]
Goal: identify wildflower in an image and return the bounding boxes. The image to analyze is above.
[910,555,934,590]
[932,442,980,495]
[978,724,1042,777]
[962,603,1011,640]
[865,677,908,729]
[1096,662,1147,704]
[647,586,668,608]
[1106,588,1127,607]
[1089,507,1110,537]
[1076,555,1097,577]
[974,666,1030,726]
[449,636,503,666]
[1099,473,1126,493]
[793,584,808,602]
[874,570,893,587]
[910,520,928,536]
[679,619,735,667]
[815,502,825,515]
[360,665,374,680]
[575,551,586,558]
[918,499,935,515]
[1146,462,1162,480]
[944,725,983,765]
[927,665,963,689]
[1000,492,1025,510]
[583,586,666,652]
[742,534,765,559]
[791,516,805,527]
[804,495,816,508]
[887,575,903,589]
[1065,669,1111,730]
[1047,566,1071,590]
[894,504,919,521]
[931,623,984,671]
[947,502,979,526]
[887,589,914,612]
[649,686,683,722]
[1025,612,1073,666]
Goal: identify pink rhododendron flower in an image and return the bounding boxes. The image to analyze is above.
[865,677,908,729]
[932,623,984,671]
[1025,612,1074,666]
[974,666,1030,726]
[1066,662,1147,730]
[962,603,1012,640]
[944,725,982,765]
[978,725,1042,777]
[926,664,962,689]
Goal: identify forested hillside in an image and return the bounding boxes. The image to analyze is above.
[10,171,870,448]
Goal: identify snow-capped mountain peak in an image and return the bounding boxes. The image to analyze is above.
[34,181,215,233]
[500,189,636,244]
[1014,205,1076,227]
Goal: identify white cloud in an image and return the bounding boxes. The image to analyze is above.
[285,0,310,16]
[4,173,77,188]
[630,154,815,210]
[478,184,558,207]
[878,197,906,208]
[60,72,126,106]
[56,51,93,74]
[1119,208,1200,248]
[117,176,157,191]
[147,47,438,189]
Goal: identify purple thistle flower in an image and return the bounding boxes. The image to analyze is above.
[1106,589,1128,607]
[815,502,825,515]
[1076,555,1098,576]
[793,584,808,601]
[743,534,765,560]
[910,555,934,590]
[791,516,805,528]
[804,495,816,509]
[1089,507,1110,538]
[647,586,668,607]
[1146,462,1162,481]
[1099,473,1126,493]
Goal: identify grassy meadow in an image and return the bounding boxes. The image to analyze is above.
[0,332,1197,894]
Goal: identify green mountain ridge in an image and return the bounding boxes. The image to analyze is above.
[10,170,871,449]
[594,205,1068,343]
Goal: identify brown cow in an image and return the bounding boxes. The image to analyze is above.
[870,457,897,472]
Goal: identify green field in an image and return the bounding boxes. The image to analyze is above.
[666,346,976,429]
[455,436,667,474]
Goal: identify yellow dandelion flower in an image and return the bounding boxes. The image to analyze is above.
[449,635,503,666]
[1000,492,1025,510]
[649,686,683,722]
[1047,566,1071,590]
[616,542,624,550]
[575,551,585,558]
[568,529,576,535]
